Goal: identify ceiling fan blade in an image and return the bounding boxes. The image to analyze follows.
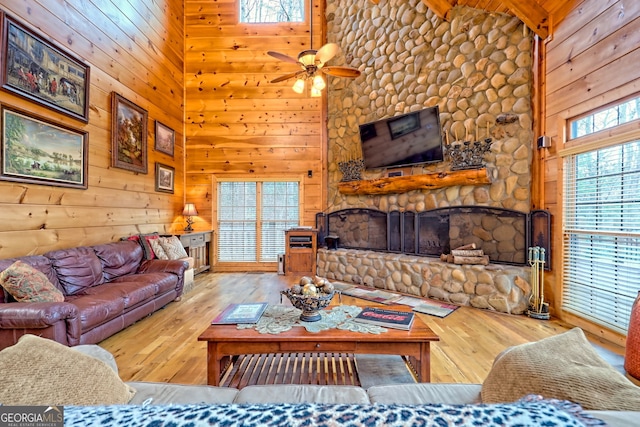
[315,43,339,66]
[270,70,306,83]
[267,51,300,65]
[321,66,361,78]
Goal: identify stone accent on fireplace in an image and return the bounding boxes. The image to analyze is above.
[317,248,531,315]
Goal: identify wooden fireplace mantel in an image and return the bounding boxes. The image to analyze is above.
[337,168,491,195]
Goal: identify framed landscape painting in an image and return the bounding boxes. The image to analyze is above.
[111,92,148,174]
[0,106,88,189]
[0,14,90,122]
[155,162,174,193]
[155,120,175,157]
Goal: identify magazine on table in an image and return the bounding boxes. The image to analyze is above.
[211,302,268,324]
[352,307,414,330]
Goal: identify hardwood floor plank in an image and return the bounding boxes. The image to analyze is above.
[99,272,625,386]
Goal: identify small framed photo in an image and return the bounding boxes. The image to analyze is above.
[154,120,174,157]
[1,13,90,122]
[111,92,148,174]
[1,106,88,189]
[155,162,174,193]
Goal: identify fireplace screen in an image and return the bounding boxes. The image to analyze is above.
[317,206,549,267]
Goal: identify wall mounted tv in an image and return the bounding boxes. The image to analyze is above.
[359,106,444,170]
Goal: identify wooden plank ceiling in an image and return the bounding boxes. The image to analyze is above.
[418,0,578,39]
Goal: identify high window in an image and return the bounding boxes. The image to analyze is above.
[239,0,305,23]
[562,102,640,334]
[569,95,640,140]
[217,180,300,264]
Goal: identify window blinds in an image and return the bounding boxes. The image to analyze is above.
[562,139,640,334]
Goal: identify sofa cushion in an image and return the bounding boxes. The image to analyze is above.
[45,246,104,295]
[64,293,126,332]
[0,260,65,303]
[481,327,640,411]
[159,236,189,260]
[121,272,178,296]
[0,334,135,405]
[93,240,143,281]
[91,280,157,309]
[234,384,370,404]
[128,382,239,405]
[368,383,482,405]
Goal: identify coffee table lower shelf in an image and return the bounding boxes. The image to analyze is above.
[219,352,418,389]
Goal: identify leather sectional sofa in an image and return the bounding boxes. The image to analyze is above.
[0,240,187,350]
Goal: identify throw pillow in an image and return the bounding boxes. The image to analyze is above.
[150,238,169,260]
[0,334,135,405]
[139,232,160,260]
[481,327,640,411]
[0,260,64,303]
[159,236,189,260]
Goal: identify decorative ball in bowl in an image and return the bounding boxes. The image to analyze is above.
[280,276,337,322]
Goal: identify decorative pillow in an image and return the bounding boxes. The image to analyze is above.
[0,334,135,405]
[150,238,168,260]
[481,327,640,411]
[139,232,160,260]
[0,260,64,303]
[159,236,189,260]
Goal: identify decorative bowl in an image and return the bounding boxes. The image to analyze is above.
[280,288,335,322]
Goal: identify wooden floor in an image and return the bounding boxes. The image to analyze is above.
[99,272,626,385]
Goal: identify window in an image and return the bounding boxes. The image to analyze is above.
[239,0,305,23]
[218,180,299,263]
[569,96,640,140]
[562,138,640,334]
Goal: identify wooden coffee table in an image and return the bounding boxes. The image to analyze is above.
[197,305,439,386]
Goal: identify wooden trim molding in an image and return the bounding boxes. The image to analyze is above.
[337,168,491,195]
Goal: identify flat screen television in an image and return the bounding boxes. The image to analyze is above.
[359,106,444,170]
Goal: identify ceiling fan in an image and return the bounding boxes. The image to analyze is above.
[267,2,361,95]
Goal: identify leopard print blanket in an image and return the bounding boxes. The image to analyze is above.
[64,396,605,426]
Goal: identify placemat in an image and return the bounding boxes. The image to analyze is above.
[237,305,388,334]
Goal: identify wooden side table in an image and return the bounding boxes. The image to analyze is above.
[285,228,317,276]
[174,231,214,274]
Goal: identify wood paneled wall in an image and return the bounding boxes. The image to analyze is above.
[0,0,185,259]
[183,0,326,234]
[540,0,640,345]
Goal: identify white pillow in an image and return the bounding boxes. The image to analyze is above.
[149,238,168,260]
[159,236,189,260]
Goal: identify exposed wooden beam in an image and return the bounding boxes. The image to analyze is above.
[500,0,549,39]
[421,0,454,20]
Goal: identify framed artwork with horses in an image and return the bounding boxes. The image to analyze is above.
[0,13,91,122]
[0,106,88,189]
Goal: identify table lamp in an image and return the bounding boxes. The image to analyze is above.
[182,203,198,232]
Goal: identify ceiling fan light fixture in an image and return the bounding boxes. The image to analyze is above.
[311,86,322,97]
[292,78,306,94]
[298,50,317,67]
[312,74,326,91]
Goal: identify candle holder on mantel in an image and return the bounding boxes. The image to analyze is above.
[445,138,493,171]
[338,158,365,182]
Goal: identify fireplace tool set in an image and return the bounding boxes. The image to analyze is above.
[527,246,549,320]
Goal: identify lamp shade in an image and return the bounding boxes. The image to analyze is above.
[182,203,198,216]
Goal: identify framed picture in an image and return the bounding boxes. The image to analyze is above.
[0,14,90,122]
[155,162,174,193]
[111,92,148,174]
[387,111,420,140]
[154,120,174,157]
[1,106,88,189]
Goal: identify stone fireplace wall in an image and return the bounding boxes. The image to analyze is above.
[326,1,533,212]
[322,1,535,313]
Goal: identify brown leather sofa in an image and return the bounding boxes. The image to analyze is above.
[0,240,187,350]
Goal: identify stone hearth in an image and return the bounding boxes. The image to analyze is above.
[317,248,531,314]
